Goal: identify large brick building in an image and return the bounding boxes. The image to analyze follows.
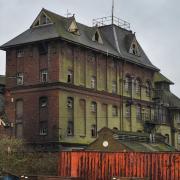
[0,9,180,150]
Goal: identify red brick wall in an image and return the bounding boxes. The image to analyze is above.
[5,89,59,142]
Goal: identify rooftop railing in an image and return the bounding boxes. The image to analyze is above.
[92,16,131,30]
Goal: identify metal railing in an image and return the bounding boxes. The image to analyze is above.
[92,16,131,30]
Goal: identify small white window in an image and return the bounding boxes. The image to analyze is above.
[91,102,97,113]
[91,76,96,89]
[135,79,141,96]
[40,69,48,83]
[112,81,117,93]
[17,49,24,58]
[17,73,24,85]
[67,70,73,83]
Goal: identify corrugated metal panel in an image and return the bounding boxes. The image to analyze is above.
[58,151,180,180]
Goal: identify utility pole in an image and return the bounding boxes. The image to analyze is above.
[112,0,114,24]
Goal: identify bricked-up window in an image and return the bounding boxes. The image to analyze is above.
[146,81,151,97]
[125,104,131,119]
[16,49,24,58]
[15,100,23,138]
[17,73,24,85]
[135,78,141,96]
[136,104,142,121]
[40,69,48,83]
[67,70,73,83]
[112,106,118,117]
[91,124,97,137]
[125,75,131,94]
[91,102,97,113]
[91,76,96,89]
[112,81,117,93]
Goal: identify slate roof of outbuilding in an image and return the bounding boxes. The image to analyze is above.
[0,8,159,71]
[154,72,174,84]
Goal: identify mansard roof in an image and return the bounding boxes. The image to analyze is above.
[0,8,158,71]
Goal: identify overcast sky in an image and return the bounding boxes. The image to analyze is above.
[0,0,180,96]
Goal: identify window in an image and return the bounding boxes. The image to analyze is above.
[17,49,24,58]
[39,121,48,136]
[15,100,23,138]
[91,102,97,113]
[91,76,96,89]
[126,104,131,119]
[112,106,118,117]
[129,43,140,56]
[144,107,151,121]
[17,73,24,85]
[68,20,80,35]
[67,121,74,136]
[67,97,73,109]
[95,32,99,42]
[136,104,142,121]
[165,134,169,144]
[34,12,52,27]
[40,69,48,83]
[135,78,141,96]
[178,134,180,144]
[67,70,73,83]
[40,97,48,108]
[91,124,97,137]
[146,81,151,97]
[112,81,117,93]
[16,100,23,120]
[16,124,23,139]
[125,75,131,94]
[38,43,48,55]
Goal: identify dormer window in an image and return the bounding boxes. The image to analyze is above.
[92,29,103,44]
[32,11,52,28]
[129,40,140,56]
[68,20,80,35]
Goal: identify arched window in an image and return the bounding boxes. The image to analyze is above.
[135,78,141,96]
[146,81,151,97]
[125,75,131,94]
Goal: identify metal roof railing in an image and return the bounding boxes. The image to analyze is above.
[92,16,131,30]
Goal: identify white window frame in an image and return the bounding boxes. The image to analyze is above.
[91,102,97,113]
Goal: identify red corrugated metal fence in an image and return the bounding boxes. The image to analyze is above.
[58,151,180,180]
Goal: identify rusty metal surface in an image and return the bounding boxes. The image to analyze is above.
[58,151,180,180]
